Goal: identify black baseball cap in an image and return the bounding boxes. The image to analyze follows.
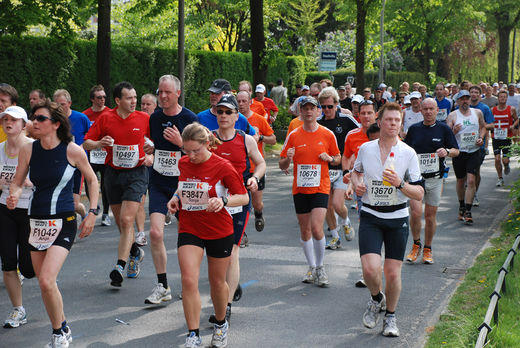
[208,79,232,94]
[216,94,238,110]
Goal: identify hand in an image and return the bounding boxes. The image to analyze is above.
[345,186,353,200]
[207,197,224,213]
[476,137,484,146]
[319,152,332,163]
[343,172,351,184]
[99,136,114,147]
[167,195,180,214]
[143,142,155,155]
[286,147,295,160]
[383,169,401,187]
[143,154,154,167]
[246,177,258,192]
[354,182,366,197]
[6,194,19,210]
[78,213,95,239]
[452,124,462,134]
[163,126,182,147]
[436,148,448,158]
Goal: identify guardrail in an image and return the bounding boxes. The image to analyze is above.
[475,233,520,348]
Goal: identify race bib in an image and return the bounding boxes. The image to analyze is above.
[153,150,180,176]
[460,132,477,150]
[297,164,321,187]
[90,148,107,164]
[328,169,342,183]
[178,181,209,211]
[366,180,399,206]
[494,128,507,140]
[0,164,16,189]
[436,109,448,121]
[418,153,439,174]
[112,144,139,168]
[29,218,62,250]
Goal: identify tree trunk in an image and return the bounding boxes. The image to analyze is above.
[355,0,367,91]
[250,0,266,86]
[497,25,511,83]
[97,0,111,106]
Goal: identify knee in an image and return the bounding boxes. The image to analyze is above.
[362,263,380,280]
[384,268,401,284]
[149,227,163,244]
[119,214,134,229]
[181,273,199,292]
[38,275,57,293]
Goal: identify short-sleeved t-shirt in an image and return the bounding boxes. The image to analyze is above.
[177,154,247,240]
[197,109,256,136]
[435,97,452,122]
[250,99,266,117]
[83,106,112,123]
[257,97,278,124]
[280,125,340,195]
[344,127,369,160]
[246,111,274,158]
[149,107,198,185]
[84,107,150,169]
[69,110,91,146]
[286,117,303,138]
[318,112,359,170]
[404,121,458,178]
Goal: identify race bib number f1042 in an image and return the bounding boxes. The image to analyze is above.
[29,218,63,250]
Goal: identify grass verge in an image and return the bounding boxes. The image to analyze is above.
[425,211,520,347]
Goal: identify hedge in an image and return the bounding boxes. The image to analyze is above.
[0,36,308,112]
[305,69,427,92]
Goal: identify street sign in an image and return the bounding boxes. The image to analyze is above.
[319,51,337,71]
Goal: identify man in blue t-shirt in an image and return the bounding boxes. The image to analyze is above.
[404,98,459,264]
[53,89,92,218]
[434,83,452,122]
[197,78,256,138]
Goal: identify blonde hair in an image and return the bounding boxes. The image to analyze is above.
[181,123,221,149]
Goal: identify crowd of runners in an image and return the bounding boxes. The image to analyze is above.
[0,77,519,347]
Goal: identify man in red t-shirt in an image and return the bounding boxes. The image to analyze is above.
[255,84,279,125]
[237,90,276,232]
[84,81,151,288]
[83,85,111,123]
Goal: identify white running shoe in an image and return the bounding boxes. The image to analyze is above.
[45,333,69,348]
[3,308,27,328]
[302,266,316,284]
[101,214,111,226]
[210,321,228,348]
[185,331,202,347]
[363,293,386,329]
[145,283,172,304]
[315,266,330,287]
[382,315,400,337]
[344,219,355,241]
[135,231,148,246]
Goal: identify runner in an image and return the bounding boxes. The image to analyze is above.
[208,94,266,324]
[0,106,35,329]
[350,102,424,337]
[446,90,487,224]
[491,90,518,186]
[236,91,276,232]
[279,96,340,287]
[317,87,359,249]
[7,99,99,347]
[143,75,198,304]
[167,123,248,348]
[401,91,423,137]
[404,98,459,264]
[84,81,149,286]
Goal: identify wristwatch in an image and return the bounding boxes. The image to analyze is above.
[259,135,264,142]
[397,180,405,190]
[445,148,450,156]
[221,196,228,206]
[88,208,99,216]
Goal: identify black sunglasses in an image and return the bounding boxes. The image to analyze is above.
[95,95,106,99]
[31,114,54,122]
[216,110,234,115]
[321,104,335,109]
[359,100,374,106]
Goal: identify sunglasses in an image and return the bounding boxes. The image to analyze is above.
[321,104,335,109]
[359,100,374,106]
[216,110,234,115]
[95,96,106,100]
[31,114,54,122]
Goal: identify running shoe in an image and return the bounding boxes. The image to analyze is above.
[464,211,473,225]
[458,207,465,221]
[473,195,479,207]
[422,247,434,264]
[101,214,111,226]
[17,267,24,285]
[209,305,231,325]
[355,278,367,288]
[350,202,357,210]
[127,247,145,278]
[406,243,421,263]
[233,284,242,302]
[185,331,202,348]
[239,233,249,248]
[496,178,504,187]
[110,264,124,287]
[325,237,341,250]
[254,215,265,232]
[302,266,316,284]
[3,308,27,328]
[62,326,72,343]
[382,314,400,337]
[210,321,228,348]
[344,220,355,241]
[45,332,69,348]
[504,163,511,175]
[315,266,330,287]
[164,213,172,226]
[145,283,172,304]
[362,293,386,329]
[135,231,148,246]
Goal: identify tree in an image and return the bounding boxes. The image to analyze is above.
[97,0,111,104]
[250,0,267,86]
[355,0,378,91]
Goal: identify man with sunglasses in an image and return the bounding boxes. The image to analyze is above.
[83,85,111,123]
[317,87,359,249]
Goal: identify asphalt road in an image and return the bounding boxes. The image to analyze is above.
[1,151,516,348]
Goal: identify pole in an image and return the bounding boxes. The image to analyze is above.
[512,28,516,83]
[178,0,185,106]
[378,0,386,84]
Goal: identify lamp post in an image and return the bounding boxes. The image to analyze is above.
[378,0,387,84]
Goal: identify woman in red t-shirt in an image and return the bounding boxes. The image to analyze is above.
[167,123,248,348]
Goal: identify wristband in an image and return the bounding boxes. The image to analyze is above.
[343,169,349,176]
[173,193,180,200]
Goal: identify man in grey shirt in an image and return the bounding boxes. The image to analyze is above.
[270,78,287,107]
[481,85,498,109]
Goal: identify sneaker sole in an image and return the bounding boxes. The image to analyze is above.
[3,318,27,328]
[317,282,329,288]
[423,259,434,264]
[233,284,242,302]
[382,331,400,337]
[144,295,172,304]
[255,218,264,232]
[110,270,123,287]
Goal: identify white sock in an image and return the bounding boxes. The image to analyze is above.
[300,239,316,267]
[313,236,326,267]
[337,214,346,227]
[331,226,340,239]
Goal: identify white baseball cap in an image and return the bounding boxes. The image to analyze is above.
[255,84,266,93]
[0,105,28,122]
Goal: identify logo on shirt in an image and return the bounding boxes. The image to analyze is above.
[297,144,306,148]
[335,126,343,134]
[432,138,441,142]
[133,128,140,131]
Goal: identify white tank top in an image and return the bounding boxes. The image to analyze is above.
[0,141,34,209]
[454,108,480,153]
[403,109,423,133]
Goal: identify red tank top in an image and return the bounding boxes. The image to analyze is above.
[212,130,250,181]
[492,105,513,138]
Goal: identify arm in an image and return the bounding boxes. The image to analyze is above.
[6,143,31,210]
[279,148,294,172]
[245,134,267,192]
[511,107,518,129]
[260,133,276,145]
[83,136,113,151]
[476,110,486,145]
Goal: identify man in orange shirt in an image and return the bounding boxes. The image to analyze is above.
[280,96,340,287]
[238,80,267,117]
[237,91,277,232]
